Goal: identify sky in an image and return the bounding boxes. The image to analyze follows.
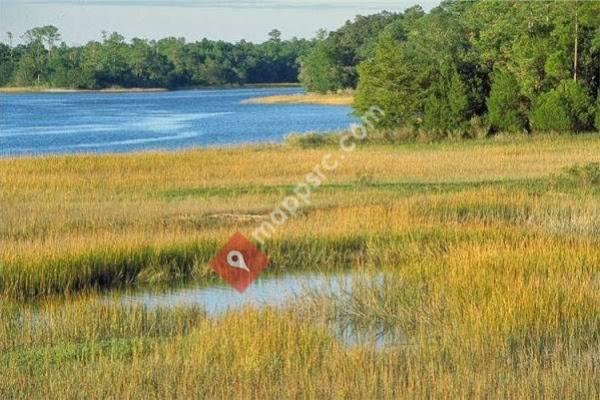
[0,0,440,45]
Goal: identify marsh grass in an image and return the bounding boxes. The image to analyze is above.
[241,91,354,105]
[0,235,373,299]
[2,297,597,398]
[551,162,600,194]
[1,134,599,398]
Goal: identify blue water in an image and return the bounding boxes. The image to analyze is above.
[0,87,355,156]
[113,272,353,315]
[108,271,401,348]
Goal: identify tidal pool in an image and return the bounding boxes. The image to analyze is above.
[108,272,353,315]
[106,272,403,348]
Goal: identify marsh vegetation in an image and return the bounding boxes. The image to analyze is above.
[1,134,599,398]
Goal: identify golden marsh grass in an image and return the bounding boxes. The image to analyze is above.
[1,134,599,398]
[242,91,354,105]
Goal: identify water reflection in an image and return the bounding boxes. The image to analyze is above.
[11,272,409,354]
[106,272,406,348]
[109,272,353,315]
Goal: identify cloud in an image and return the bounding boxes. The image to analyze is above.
[19,0,419,10]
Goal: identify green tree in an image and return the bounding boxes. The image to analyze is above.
[14,26,61,85]
[47,43,81,88]
[560,79,595,131]
[423,65,470,136]
[354,29,421,128]
[23,25,61,50]
[300,12,402,92]
[355,4,476,129]
[78,41,103,89]
[1,25,311,89]
[0,42,16,85]
[156,37,191,88]
[298,38,341,93]
[14,40,47,85]
[97,32,130,87]
[530,80,594,132]
[530,90,572,132]
[486,68,526,132]
[268,29,282,42]
[127,38,173,87]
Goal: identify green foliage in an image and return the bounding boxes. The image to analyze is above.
[552,162,600,193]
[561,80,595,131]
[0,27,312,89]
[14,41,48,86]
[298,39,341,93]
[530,90,571,132]
[0,43,16,85]
[486,68,526,132]
[11,25,62,86]
[354,28,421,129]
[355,4,478,130]
[423,65,470,136]
[352,1,600,135]
[284,132,337,148]
[531,80,594,132]
[299,12,402,92]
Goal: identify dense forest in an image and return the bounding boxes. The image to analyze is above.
[0,27,311,89]
[300,0,600,134]
[1,0,599,134]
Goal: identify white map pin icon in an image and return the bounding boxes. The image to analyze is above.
[226,250,250,272]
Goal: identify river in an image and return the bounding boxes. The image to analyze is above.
[0,87,355,156]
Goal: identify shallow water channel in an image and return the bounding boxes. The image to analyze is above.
[108,272,350,314]
[104,272,401,348]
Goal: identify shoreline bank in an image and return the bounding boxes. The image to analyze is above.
[0,83,302,94]
[0,87,168,94]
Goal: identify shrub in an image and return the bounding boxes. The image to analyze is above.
[284,132,336,148]
[530,80,594,132]
[552,162,600,191]
[467,115,490,139]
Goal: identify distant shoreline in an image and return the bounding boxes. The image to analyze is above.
[0,87,168,94]
[0,83,302,94]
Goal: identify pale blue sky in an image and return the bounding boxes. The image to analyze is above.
[1,0,440,44]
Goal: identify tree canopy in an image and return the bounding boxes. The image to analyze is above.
[0,26,312,89]
[354,0,600,134]
[299,11,404,92]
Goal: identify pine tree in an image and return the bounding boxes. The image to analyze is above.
[530,80,593,132]
[486,68,525,132]
[423,65,469,136]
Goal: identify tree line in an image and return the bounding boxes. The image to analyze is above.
[300,0,600,134]
[0,27,312,89]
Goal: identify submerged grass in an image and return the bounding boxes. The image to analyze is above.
[1,134,599,398]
